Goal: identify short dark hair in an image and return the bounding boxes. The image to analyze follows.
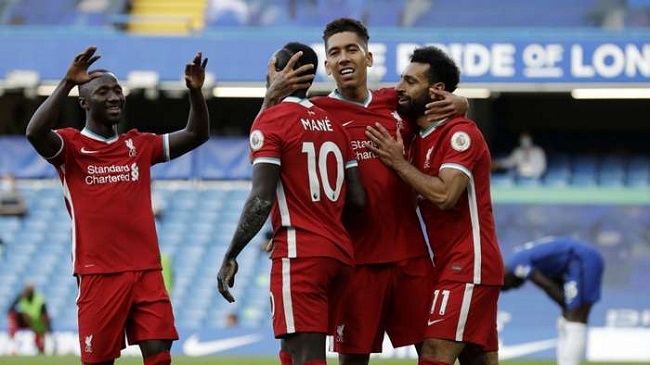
[78,69,115,97]
[275,42,318,79]
[410,47,460,93]
[322,17,369,48]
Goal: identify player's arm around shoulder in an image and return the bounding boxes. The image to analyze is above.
[167,52,210,160]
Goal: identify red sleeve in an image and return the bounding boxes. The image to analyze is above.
[439,122,484,176]
[341,127,358,168]
[143,132,166,165]
[47,128,76,167]
[249,108,283,166]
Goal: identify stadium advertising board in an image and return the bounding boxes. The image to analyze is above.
[0,30,648,87]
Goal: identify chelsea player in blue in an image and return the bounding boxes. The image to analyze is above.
[502,236,604,365]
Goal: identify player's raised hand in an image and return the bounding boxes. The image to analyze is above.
[185,52,208,90]
[65,46,102,85]
[217,258,239,303]
[424,89,469,122]
[265,51,315,102]
[366,123,406,169]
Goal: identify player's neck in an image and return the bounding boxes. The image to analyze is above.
[290,90,308,99]
[336,85,369,104]
[418,116,447,132]
[416,115,431,130]
[85,121,118,139]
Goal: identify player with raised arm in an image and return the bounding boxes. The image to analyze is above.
[367,46,503,365]
[25,46,209,365]
[217,42,365,365]
[263,18,468,365]
[502,236,605,365]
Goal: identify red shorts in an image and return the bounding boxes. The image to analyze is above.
[424,280,499,352]
[270,257,351,338]
[333,256,434,354]
[76,270,178,363]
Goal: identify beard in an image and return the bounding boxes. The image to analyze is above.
[397,93,430,120]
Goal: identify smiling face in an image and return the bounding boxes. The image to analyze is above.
[395,62,436,119]
[324,31,373,92]
[79,73,125,127]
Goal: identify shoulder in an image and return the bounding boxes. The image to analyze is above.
[371,88,398,107]
[310,95,335,108]
[444,117,486,148]
[55,127,80,138]
[123,129,159,143]
[257,103,295,122]
[373,87,397,99]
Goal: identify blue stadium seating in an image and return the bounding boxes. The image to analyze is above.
[4,0,647,28]
[0,172,648,335]
[0,182,272,331]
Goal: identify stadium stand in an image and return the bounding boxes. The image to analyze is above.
[2,0,649,28]
[0,181,271,332]
[0,176,647,333]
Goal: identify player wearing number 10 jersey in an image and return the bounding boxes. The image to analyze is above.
[217,42,365,365]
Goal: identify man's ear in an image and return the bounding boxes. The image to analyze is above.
[366,50,374,68]
[433,82,446,91]
[324,59,332,76]
[78,97,87,109]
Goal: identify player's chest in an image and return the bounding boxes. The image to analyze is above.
[336,108,404,138]
[69,138,147,184]
[414,137,445,172]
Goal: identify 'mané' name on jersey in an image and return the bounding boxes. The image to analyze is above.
[85,163,139,185]
[250,96,356,265]
[301,117,334,132]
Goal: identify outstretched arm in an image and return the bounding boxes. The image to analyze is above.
[217,163,279,302]
[167,52,210,159]
[366,123,468,210]
[26,46,101,158]
[529,270,565,308]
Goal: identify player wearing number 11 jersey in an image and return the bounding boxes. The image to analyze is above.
[217,42,365,365]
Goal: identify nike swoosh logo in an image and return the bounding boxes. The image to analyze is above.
[182,334,262,356]
[428,318,444,326]
[499,339,556,360]
[342,120,355,127]
[80,147,100,154]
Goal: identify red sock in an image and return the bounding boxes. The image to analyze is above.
[418,360,449,365]
[144,351,171,365]
[279,350,292,365]
[302,360,326,365]
[34,333,45,353]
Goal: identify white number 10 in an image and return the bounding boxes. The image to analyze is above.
[302,141,344,202]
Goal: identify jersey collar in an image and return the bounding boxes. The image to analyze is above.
[282,96,314,108]
[419,118,448,138]
[328,89,372,108]
[81,127,119,144]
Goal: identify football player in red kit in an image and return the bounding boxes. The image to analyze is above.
[25,46,210,365]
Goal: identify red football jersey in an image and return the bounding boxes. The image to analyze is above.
[412,117,504,285]
[48,128,168,275]
[250,97,357,265]
[311,88,429,265]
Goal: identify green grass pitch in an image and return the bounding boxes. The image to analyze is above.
[0,356,641,365]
